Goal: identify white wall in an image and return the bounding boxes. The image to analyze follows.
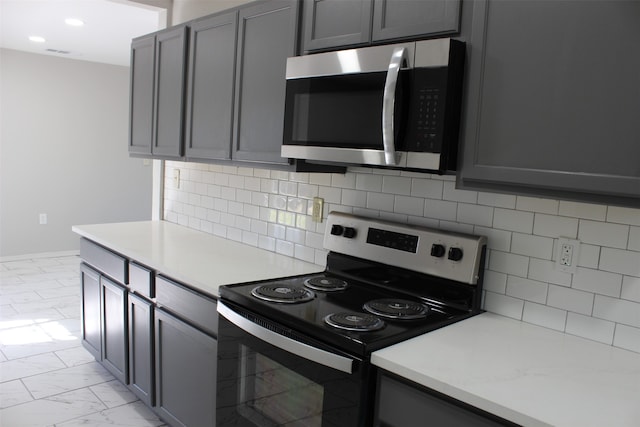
[0,49,152,257]
[162,161,640,355]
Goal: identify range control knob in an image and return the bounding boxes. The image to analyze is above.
[430,244,446,258]
[330,225,344,236]
[448,247,464,262]
[343,227,357,239]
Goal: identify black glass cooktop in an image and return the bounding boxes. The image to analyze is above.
[219,271,472,357]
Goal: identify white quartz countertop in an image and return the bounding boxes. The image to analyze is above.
[372,312,640,427]
[72,220,323,298]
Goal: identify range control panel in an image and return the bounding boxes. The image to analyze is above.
[324,212,487,285]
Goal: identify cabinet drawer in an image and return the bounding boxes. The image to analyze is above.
[80,238,128,284]
[155,275,217,336]
[129,262,154,298]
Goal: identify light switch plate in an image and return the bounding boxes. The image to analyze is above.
[312,197,324,222]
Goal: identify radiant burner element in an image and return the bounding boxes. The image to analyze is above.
[251,285,315,303]
[324,312,385,331]
[363,299,430,320]
[304,277,349,292]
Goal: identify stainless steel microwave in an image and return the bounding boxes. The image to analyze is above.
[281,38,465,173]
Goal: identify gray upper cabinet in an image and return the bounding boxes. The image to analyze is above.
[129,35,155,156]
[371,0,460,42]
[302,0,461,52]
[153,26,188,158]
[302,0,372,51]
[232,0,299,165]
[458,0,640,206]
[185,12,238,161]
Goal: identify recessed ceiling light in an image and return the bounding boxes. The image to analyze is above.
[65,18,85,27]
[29,36,46,43]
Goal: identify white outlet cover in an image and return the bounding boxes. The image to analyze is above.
[555,237,581,274]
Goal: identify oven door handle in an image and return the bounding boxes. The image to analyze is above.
[218,301,354,374]
[382,46,407,166]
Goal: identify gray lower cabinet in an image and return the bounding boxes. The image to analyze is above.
[128,293,154,407]
[375,373,516,427]
[232,0,299,165]
[302,0,461,52]
[458,0,640,206]
[79,263,129,384]
[80,263,102,360]
[101,276,129,384]
[154,308,217,427]
[185,12,238,161]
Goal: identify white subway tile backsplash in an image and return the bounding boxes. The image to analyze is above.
[493,208,534,233]
[599,247,640,277]
[164,162,640,354]
[522,302,566,331]
[456,203,493,227]
[506,276,548,304]
[527,258,572,287]
[489,251,529,277]
[572,267,622,297]
[613,324,640,353]
[443,181,477,203]
[511,233,554,260]
[411,178,443,199]
[558,201,607,221]
[367,192,395,212]
[382,176,411,195]
[483,291,524,320]
[355,174,383,192]
[533,214,579,239]
[477,192,516,209]
[473,226,511,252]
[621,276,640,303]
[577,244,600,269]
[593,295,640,328]
[579,220,629,249]
[606,206,640,226]
[565,312,615,345]
[424,199,457,221]
[628,226,640,251]
[515,196,559,214]
[547,284,594,315]
[394,195,424,216]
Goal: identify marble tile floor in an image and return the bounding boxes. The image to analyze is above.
[0,255,167,427]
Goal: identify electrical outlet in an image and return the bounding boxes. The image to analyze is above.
[555,237,580,274]
[312,197,324,223]
[39,213,47,225]
[173,169,180,189]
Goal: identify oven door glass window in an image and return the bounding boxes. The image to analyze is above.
[217,315,369,427]
[238,345,323,427]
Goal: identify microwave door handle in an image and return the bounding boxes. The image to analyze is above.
[382,47,407,166]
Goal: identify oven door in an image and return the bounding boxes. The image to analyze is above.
[217,301,373,427]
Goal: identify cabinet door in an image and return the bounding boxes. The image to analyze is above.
[128,293,154,407]
[153,26,188,158]
[185,12,238,161]
[302,0,372,51]
[232,0,299,165]
[80,263,102,361]
[129,35,155,156]
[155,309,217,427]
[372,0,460,42]
[101,276,128,384]
[459,0,640,206]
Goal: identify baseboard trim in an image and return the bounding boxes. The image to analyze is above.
[0,250,80,263]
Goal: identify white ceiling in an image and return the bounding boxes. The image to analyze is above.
[0,0,167,67]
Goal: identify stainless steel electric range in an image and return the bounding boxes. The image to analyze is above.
[216,212,487,427]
